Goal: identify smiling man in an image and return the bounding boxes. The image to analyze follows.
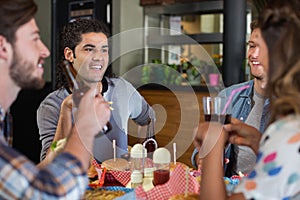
[37,18,154,164]
[191,20,270,177]
[0,0,111,199]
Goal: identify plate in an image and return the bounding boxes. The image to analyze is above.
[83,186,134,200]
[87,186,134,193]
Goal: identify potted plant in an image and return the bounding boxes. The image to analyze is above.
[208,54,222,86]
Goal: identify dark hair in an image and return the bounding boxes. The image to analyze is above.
[60,18,110,59]
[0,0,37,44]
[250,19,258,33]
[56,18,111,89]
[259,0,300,123]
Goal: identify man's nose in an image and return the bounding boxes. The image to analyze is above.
[92,50,105,60]
[40,41,50,58]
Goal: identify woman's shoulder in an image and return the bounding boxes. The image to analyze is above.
[270,114,300,130]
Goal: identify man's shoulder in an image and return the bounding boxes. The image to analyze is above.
[40,88,68,106]
[108,77,134,88]
[220,80,254,96]
[226,80,254,90]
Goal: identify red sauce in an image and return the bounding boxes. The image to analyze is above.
[153,169,170,186]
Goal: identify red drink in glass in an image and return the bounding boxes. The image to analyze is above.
[204,114,231,124]
[153,169,170,186]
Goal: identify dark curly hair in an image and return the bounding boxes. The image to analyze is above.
[56,18,111,89]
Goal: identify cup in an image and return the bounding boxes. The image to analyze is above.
[153,163,170,186]
[152,148,171,186]
[202,96,231,124]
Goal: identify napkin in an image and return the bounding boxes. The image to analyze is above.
[91,158,131,186]
[135,164,200,200]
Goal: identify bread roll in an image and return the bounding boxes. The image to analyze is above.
[102,158,130,171]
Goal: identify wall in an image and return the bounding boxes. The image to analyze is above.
[112,0,144,76]
[35,0,51,82]
[34,0,144,79]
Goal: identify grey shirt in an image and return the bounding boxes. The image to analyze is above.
[237,89,266,174]
[37,77,155,162]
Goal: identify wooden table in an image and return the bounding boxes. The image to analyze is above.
[128,89,210,168]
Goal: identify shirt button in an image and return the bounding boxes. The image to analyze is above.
[240,117,244,120]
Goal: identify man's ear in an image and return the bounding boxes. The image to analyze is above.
[0,35,10,60]
[64,47,74,63]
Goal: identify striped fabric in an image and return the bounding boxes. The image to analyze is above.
[0,141,88,200]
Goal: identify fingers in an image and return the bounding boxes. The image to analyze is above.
[223,122,245,133]
[193,122,226,159]
[74,87,111,137]
[230,117,243,124]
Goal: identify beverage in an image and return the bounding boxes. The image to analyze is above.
[144,138,157,155]
[153,148,171,186]
[153,169,170,186]
[204,114,231,124]
[143,118,157,158]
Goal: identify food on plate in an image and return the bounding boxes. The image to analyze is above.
[88,164,98,179]
[102,158,130,171]
[83,189,125,200]
[168,193,199,200]
[50,138,67,153]
[169,162,189,172]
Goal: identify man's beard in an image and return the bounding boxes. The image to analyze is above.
[9,49,45,90]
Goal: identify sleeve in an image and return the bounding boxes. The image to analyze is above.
[0,143,88,199]
[37,94,62,161]
[123,79,155,126]
[234,118,300,199]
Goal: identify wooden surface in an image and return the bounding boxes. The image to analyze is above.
[128,89,210,168]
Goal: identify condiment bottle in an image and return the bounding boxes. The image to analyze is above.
[131,170,143,188]
[130,144,146,176]
[143,118,157,159]
[152,147,171,186]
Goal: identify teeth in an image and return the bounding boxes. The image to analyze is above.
[252,61,260,65]
[91,65,102,70]
[38,64,43,68]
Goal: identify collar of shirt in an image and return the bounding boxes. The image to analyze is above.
[0,105,4,140]
[0,105,4,122]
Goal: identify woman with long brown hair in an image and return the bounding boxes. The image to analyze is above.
[194,0,300,199]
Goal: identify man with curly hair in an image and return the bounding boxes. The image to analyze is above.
[37,18,155,163]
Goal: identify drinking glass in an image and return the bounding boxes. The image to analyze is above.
[202,96,231,124]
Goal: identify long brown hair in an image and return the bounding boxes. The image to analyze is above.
[259,0,300,124]
[0,0,37,44]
